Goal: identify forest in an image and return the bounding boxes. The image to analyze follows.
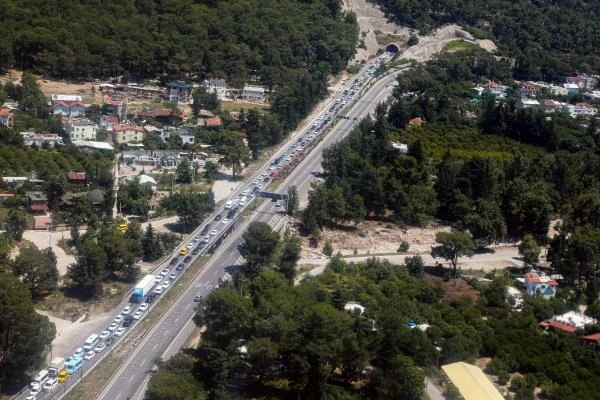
[0,0,358,129]
[146,221,600,399]
[374,0,600,81]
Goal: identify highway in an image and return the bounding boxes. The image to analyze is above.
[94,59,402,400]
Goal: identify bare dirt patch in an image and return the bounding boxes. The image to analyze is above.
[427,276,480,302]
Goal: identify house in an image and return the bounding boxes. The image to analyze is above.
[100,115,119,131]
[113,124,145,144]
[124,83,164,99]
[521,271,558,299]
[540,311,597,333]
[203,78,227,99]
[72,140,114,152]
[562,102,598,118]
[0,108,14,128]
[51,95,85,118]
[584,91,600,101]
[566,75,598,90]
[198,116,222,128]
[103,96,127,119]
[0,193,16,202]
[165,81,193,103]
[242,84,266,102]
[506,286,524,310]
[563,83,580,94]
[441,362,504,400]
[344,302,366,316]
[21,130,64,147]
[540,100,563,113]
[548,84,568,96]
[67,119,98,141]
[582,333,600,349]
[391,142,409,153]
[482,81,508,99]
[516,97,540,110]
[518,85,539,98]
[68,172,87,184]
[26,191,49,214]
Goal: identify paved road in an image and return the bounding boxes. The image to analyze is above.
[94,56,395,400]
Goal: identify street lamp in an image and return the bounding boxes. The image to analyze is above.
[435,346,442,369]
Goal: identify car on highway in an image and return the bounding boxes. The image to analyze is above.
[169,257,179,265]
[114,327,126,336]
[186,242,194,249]
[29,385,41,397]
[160,268,170,276]
[94,342,106,353]
[184,255,193,263]
[221,218,229,224]
[214,214,221,221]
[176,264,184,271]
[210,229,218,235]
[154,286,164,295]
[194,293,203,302]
[146,292,158,304]
[121,305,132,315]
[139,303,149,312]
[161,280,171,289]
[192,248,200,255]
[201,225,210,235]
[107,322,119,331]
[73,347,84,358]
[99,330,111,340]
[105,336,115,346]
[84,350,95,360]
[154,275,163,284]
[169,272,177,280]
[179,247,188,255]
[132,311,143,320]
[113,315,124,324]
[25,396,36,400]
[194,235,201,242]
[43,378,58,392]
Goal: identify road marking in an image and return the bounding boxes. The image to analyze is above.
[153,343,158,351]
[128,375,135,383]
[115,393,122,400]
[141,358,147,365]
[185,303,191,310]
[163,330,169,336]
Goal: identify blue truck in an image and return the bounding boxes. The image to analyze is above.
[130,274,156,303]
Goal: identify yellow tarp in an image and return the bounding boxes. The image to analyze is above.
[441,362,504,400]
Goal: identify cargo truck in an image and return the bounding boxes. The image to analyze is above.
[48,357,65,379]
[130,274,156,303]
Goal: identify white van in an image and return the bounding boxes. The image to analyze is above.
[43,378,57,392]
[31,369,49,388]
[83,333,99,351]
[225,200,233,209]
[239,196,247,206]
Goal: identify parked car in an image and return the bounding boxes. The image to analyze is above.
[192,248,200,255]
[214,214,222,221]
[169,258,179,265]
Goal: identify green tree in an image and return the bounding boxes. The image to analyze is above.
[142,224,163,261]
[239,222,280,279]
[204,160,219,183]
[278,235,302,284]
[0,233,12,271]
[404,255,424,277]
[431,231,474,278]
[323,240,334,257]
[0,273,55,387]
[464,199,507,247]
[519,234,540,268]
[287,185,299,216]
[218,130,250,178]
[176,157,193,184]
[192,86,220,115]
[11,247,59,300]
[118,178,154,219]
[5,209,29,241]
[160,191,215,233]
[67,239,107,298]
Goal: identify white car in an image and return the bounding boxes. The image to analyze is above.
[160,268,170,276]
[221,218,229,225]
[43,378,57,392]
[154,287,164,295]
[113,315,124,324]
[161,280,171,289]
[25,396,36,400]
[84,350,95,360]
[169,273,177,280]
[186,242,194,249]
[132,311,143,320]
[114,327,126,337]
[194,235,201,242]
[73,347,84,358]
[210,229,218,236]
[30,385,41,397]
[107,322,119,332]
[154,275,163,284]
[121,305,132,315]
[94,343,106,353]
[139,303,149,312]
[99,330,111,340]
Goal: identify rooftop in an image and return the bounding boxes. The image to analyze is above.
[113,124,144,132]
[442,362,504,400]
[524,272,558,286]
[72,140,114,151]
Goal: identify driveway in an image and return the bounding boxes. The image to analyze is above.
[22,229,76,276]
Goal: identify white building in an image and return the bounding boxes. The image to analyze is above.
[242,84,266,102]
[516,98,540,110]
[67,119,98,141]
[561,102,598,118]
[203,78,228,99]
[21,130,64,147]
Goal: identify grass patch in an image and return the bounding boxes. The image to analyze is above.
[221,101,270,113]
[63,256,209,400]
[443,40,479,52]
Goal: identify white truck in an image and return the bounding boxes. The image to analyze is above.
[130,274,156,303]
[48,357,65,379]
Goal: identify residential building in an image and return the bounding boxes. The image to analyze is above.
[563,83,580,94]
[103,96,127,119]
[518,84,539,98]
[0,108,14,128]
[21,130,64,147]
[100,115,119,131]
[242,84,266,102]
[441,362,504,400]
[113,124,145,144]
[203,78,227,99]
[25,191,49,214]
[584,90,600,101]
[51,94,85,118]
[561,102,598,118]
[516,97,540,110]
[68,172,87,184]
[165,81,193,103]
[582,333,600,349]
[540,311,597,333]
[548,84,568,96]
[71,140,114,152]
[198,116,222,128]
[0,193,15,202]
[522,271,558,299]
[566,75,598,89]
[67,119,98,141]
[540,100,563,113]
[482,81,508,99]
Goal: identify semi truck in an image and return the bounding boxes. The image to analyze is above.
[130,274,156,303]
[48,357,65,378]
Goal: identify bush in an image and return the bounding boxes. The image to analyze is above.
[407,35,419,46]
[397,241,410,252]
[323,241,333,257]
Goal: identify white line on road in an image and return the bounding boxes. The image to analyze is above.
[185,303,191,310]
[153,344,158,351]
[115,393,122,400]
[128,375,135,384]
[141,358,147,365]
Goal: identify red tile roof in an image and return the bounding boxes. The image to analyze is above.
[205,116,222,127]
[68,172,87,181]
[539,320,577,333]
[29,204,49,212]
[113,124,144,132]
[0,108,14,116]
[524,272,558,286]
[583,333,600,343]
[105,96,125,105]
[0,193,15,197]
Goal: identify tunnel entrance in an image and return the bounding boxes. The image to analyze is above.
[385,43,400,53]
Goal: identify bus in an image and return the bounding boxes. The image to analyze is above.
[65,356,83,374]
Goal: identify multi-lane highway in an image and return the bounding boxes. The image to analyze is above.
[94,59,402,400]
